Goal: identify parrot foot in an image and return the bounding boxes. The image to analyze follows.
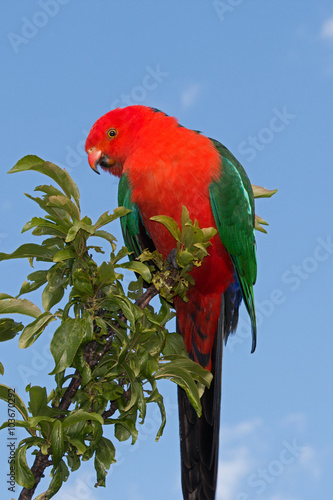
[167,248,179,270]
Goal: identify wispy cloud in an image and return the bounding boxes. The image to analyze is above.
[126,482,145,500]
[181,83,202,108]
[299,445,322,479]
[216,414,322,499]
[321,17,333,40]
[220,417,263,445]
[280,412,307,432]
[54,471,98,500]
[217,446,252,500]
[217,419,260,499]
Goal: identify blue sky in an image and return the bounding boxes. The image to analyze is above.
[1,2,333,499]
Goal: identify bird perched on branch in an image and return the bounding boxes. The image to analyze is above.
[86,105,257,500]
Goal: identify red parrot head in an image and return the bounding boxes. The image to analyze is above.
[85,105,178,177]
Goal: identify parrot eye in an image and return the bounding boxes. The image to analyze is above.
[107,128,117,139]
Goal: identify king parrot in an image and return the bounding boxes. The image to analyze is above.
[85,105,257,500]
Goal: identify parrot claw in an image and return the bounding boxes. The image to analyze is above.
[167,248,179,270]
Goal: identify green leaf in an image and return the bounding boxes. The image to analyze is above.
[0,296,42,318]
[23,194,67,229]
[150,215,181,242]
[46,264,68,291]
[28,414,56,426]
[19,312,55,348]
[0,385,29,420]
[66,452,81,473]
[35,183,66,199]
[98,261,117,285]
[9,156,80,209]
[200,227,217,242]
[100,381,124,401]
[15,444,35,488]
[0,419,34,432]
[193,242,209,256]
[47,195,80,220]
[155,358,212,417]
[146,388,166,441]
[94,437,116,486]
[117,261,152,283]
[162,332,187,356]
[65,220,95,243]
[46,459,69,498]
[157,364,201,415]
[81,312,94,343]
[92,229,117,249]
[181,205,191,227]
[0,362,3,375]
[114,417,138,444]
[73,347,92,387]
[177,250,195,267]
[0,243,56,263]
[19,270,48,296]
[67,437,86,455]
[53,247,77,262]
[255,214,269,233]
[42,283,65,311]
[51,420,64,467]
[252,185,278,198]
[72,268,94,297]
[112,245,131,264]
[0,318,23,341]
[94,207,131,230]
[50,319,85,374]
[62,410,104,429]
[115,296,143,325]
[255,215,269,226]
[28,386,49,417]
[87,245,104,254]
[21,217,69,238]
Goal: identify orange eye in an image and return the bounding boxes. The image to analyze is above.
[107,129,117,138]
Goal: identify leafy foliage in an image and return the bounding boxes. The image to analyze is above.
[0,156,214,499]
[0,156,275,499]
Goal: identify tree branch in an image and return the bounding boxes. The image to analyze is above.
[18,454,52,500]
[18,282,167,500]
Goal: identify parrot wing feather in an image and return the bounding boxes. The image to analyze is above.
[118,172,155,258]
[209,139,257,351]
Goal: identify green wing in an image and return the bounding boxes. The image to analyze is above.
[118,173,155,259]
[209,139,257,352]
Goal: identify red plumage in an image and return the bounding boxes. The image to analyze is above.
[86,105,253,500]
[86,106,234,370]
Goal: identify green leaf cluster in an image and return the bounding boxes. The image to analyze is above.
[0,156,212,498]
[144,206,217,302]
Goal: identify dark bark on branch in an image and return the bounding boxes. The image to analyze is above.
[18,454,52,500]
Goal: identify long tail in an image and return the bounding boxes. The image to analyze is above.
[176,284,241,500]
